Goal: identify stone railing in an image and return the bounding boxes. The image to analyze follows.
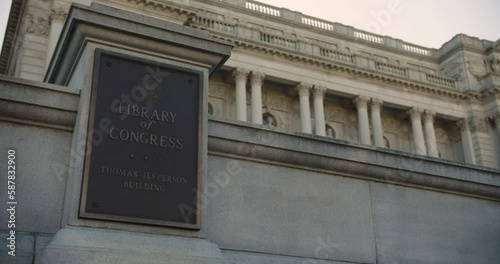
[301,15,335,31]
[375,62,407,77]
[354,30,384,44]
[402,43,431,56]
[241,0,435,57]
[425,73,457,88]
[259,32,298,50]
[319,48,354,64]
[190,15,236,35]
[245,0,280,16]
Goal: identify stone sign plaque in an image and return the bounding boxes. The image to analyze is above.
[79,50,202,229]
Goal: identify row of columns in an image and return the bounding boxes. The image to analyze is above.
[231,68,471,160]
[296,83,327,136]
[232,68,265,123]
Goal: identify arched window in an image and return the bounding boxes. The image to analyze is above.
[262,112,277,127]
[325,124,336,138]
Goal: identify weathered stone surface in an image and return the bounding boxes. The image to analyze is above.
[0,233,34,264]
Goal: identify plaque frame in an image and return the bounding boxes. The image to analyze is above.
[78,49,204,230]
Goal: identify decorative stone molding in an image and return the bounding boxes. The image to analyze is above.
[407,107,424,121]
[469,118,489,133]
[295,83,312,97]
[50,7,68,23]
[24,12,50,36]
[249,71,265,86]
[353,95,369,109]
[312,86,327,100]
[232,67,250,82]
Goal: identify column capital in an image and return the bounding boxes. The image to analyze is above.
[407,107,423,121]
[423,110,436,122]
[250,71,265,86]
[232,67,250,82]
[353,95,370,108]
[312,86,327,100]
[370,98,383,110]
[296,83,312,97]
[469,117,489,133]
[456,118,470,132]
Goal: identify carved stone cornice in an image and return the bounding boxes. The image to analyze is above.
[296,83,312,97]
[249,71,265,86]
[407,107,423,121]
[24,11,50,36]
[353,95,370,109]
[423,110,436,123]
[50,7,68,23]
[469,117,489,133]
[312,85,327,100]
[232,67,250,82]
[370,98,383,111]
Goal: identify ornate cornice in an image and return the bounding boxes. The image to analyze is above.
[0,0,25,74]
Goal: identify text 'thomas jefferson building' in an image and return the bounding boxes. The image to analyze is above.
[0,0,499,263]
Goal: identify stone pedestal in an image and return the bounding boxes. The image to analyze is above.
[40,3,232,263]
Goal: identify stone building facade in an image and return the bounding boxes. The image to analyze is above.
[2,0,500,168]
[0,0,500,263]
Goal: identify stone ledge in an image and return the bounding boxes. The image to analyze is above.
[207,117,500,201]
[0,75,79,130]
[41,227,226,264]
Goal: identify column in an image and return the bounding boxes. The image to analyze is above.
[46,7,67,71]
[370,98,384,147]
[493,112,500,142]
[232,68,249,121]
[313,86,327,136]
[353,95,371,145]
[296,83,312,133]
[423,110,439,157]
[457,119,476,164]
[407,107,426,155]
[250,72,265,124]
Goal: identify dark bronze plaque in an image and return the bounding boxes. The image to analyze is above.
[79,50,203,229]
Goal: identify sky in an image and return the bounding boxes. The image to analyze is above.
[0,0,499,51]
